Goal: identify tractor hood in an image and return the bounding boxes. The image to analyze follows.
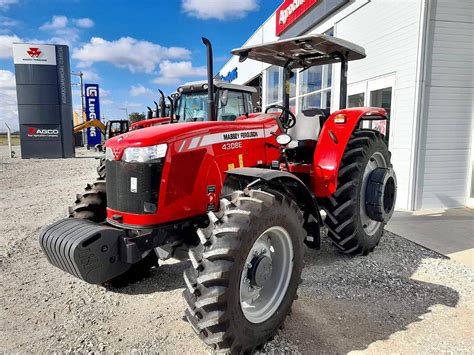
[105,116,278,160]
[106,122,216,149]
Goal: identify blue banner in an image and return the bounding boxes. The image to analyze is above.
[84,83,102,146]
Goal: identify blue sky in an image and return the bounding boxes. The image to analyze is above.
[0,0,278,130]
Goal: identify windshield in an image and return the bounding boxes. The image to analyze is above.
[177,91,208,122]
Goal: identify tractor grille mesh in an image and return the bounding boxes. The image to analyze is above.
[106,159,163,214]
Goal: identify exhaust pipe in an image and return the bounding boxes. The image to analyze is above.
[153,101,159,118]
[167,96,174,119]
[158,90,166,117]
[201,37,216,121]
[146,106,153,120]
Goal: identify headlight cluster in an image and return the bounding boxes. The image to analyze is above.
[105,144,167,162]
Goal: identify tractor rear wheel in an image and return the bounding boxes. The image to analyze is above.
[183,189,306,353]
[321,129,396,255]
[69,181,158,287]
[97,157,106,180]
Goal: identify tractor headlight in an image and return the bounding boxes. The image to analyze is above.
[105,147,114,161]
[122,144,167,163]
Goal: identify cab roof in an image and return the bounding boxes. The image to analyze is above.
[231,34,366,68]
[179,79,257,93]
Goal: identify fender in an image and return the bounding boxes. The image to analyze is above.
[312,107,388,197]
[224,167,322,224]
[224,167,322,249]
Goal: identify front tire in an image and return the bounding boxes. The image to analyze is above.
[183,189,306,353]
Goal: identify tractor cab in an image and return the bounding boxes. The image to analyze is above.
[175,79,256,122]
[104,120,130,140]
[232,34,369,163]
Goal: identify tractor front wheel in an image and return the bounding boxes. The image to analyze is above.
[321,129,396,255]
[183,189,306,353]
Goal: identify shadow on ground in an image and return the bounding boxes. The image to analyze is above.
[106,260,189,295]
[284,232,459,353]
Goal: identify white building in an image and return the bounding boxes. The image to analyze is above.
[218,0,473,211]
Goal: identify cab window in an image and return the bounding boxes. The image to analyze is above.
[217,90,246,121]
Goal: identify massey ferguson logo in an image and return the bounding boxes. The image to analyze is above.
[27,47,42,58]
[27,127,60,138]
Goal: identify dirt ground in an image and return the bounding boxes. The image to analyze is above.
[1,146,473,353]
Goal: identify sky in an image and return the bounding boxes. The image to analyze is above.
[0,0,279,131]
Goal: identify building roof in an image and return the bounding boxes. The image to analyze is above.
[231,34,366,68]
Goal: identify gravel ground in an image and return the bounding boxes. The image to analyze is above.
[1,146,473,353]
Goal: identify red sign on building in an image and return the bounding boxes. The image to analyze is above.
[275,0,319,36]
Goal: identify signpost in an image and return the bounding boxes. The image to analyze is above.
[84,84,102,147]
[13,43,75,158]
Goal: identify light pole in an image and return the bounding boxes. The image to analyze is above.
[119,107,128,119]
[71,71,87,146]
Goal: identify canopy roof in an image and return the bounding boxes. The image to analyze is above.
[231,34,366,68]
[179,79,257,93]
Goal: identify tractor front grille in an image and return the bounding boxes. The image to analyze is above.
[106,159,164,214]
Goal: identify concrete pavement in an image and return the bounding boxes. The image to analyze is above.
[387,208,474,267]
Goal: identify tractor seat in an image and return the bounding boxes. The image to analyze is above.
[286,109,327,164]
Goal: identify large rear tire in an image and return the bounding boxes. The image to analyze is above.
[321,130,395,255]
[183,189,306,353]
[69,181,158,287]
[97,157,106,180]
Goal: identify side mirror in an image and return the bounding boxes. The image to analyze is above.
[276,133,292,145]
[220,90,229,106]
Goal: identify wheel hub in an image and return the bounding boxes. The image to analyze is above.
[248,254,273,288]
[239,226,294,324]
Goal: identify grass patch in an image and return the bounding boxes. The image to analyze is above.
[0,134,20,146]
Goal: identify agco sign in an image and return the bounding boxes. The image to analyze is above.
[27,127,60,138]
[276,0,319,36]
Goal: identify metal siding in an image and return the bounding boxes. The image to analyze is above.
[416,0,474,209]
[335,0,424,210]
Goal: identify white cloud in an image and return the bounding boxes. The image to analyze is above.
[73,18,94,28]
[152,60,206,86]
[0,15,19,27]
[0,34,19,58]
[81,69,101,82]
[0,0,19,10]
[100,88,110,97]
[129,84,154,97]
[0,70,18,131]
[73,37,191,74]
[182,0,259,20]
[40,15,68,30]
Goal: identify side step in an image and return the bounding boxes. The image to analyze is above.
[39,218,130,284]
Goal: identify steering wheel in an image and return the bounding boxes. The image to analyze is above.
[265,104,297,129]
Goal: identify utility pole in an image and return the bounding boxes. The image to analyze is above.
[119,107,128,119]
[71,71,87,146]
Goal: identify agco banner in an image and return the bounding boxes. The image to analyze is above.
[84,83,102,146]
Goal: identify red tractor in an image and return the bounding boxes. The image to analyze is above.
[39,34,396,353]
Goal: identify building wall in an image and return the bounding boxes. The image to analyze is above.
[415,0,474,209]
[329,0,425,210]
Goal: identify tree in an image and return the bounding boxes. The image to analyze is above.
[129,112,146,124]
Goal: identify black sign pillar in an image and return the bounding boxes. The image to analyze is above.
[13,43,75,158]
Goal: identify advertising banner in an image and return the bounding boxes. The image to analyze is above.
[276,0,319,36]
[84,83,102,146]
[13,43,57,66]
